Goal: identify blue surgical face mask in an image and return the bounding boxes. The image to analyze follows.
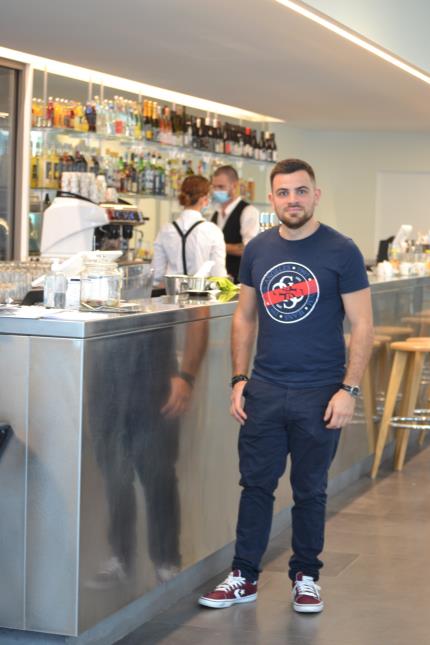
[212,190,230,204]
[201,204,211,216]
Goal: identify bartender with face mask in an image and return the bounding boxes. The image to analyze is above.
[211,165,260,282]
[152,175,227,284]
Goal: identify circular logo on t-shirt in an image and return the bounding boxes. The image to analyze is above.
[260,262,319,324]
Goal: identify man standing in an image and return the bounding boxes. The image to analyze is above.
[211,165,259,282]
[199,159,373,613]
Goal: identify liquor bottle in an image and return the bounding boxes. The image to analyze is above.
[153,103,161,142]
[46,97,54,128]
[30,143,40,188]
[51,148,61,188]
[183,113,193,148]
[130,153,138,193]
[192,117,200,149]
[153,155,166,195]
[165,106,173,145]
[252,130,260,160]
[143,153,155,194]
[244,127,252,158]
[159,105,167,145]
[133,105,141,139]
[271,132,278,162]
[212,118,221,154]
[223,123,233,155]
[145,100,153,140]
[186,159,194,176]
[259,131,267,161]
[232,126,240,157]
[172,104,185,147]
[89,154,100,176]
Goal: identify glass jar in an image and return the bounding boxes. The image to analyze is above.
[44,271,67,308]
[80,261,121,310]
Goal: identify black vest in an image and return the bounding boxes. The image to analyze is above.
[212,200,248,282]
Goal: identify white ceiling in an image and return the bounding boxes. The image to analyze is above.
[1,0,430,131]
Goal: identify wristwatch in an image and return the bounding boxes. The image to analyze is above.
[340,383,361,398]
[231,374,249,388]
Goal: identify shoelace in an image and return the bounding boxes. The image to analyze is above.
[294,578,321,599]
[215,572,246,592]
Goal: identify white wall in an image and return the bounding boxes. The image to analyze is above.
[270,123,430,261]
[302,131,430,259]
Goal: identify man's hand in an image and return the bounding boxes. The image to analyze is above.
[230,381,248,425]
[161,376,193,419]
[324,389,356,429]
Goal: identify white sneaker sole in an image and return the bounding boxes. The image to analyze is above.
[293,600,324,613]
[198,593,257,609]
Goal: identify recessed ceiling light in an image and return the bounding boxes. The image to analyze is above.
[0,46,283,123]
[275,0,430,86]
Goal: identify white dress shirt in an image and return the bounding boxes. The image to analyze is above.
[214,197,260,245]
[152,208,227,282]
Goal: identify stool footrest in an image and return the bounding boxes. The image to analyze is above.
[390,415,430,430]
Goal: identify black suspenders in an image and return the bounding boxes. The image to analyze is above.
[172,220,204,275]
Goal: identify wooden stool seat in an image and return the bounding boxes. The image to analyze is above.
[401,317,430,336]
[391,340,430,352]
[371,340,430,478]
[373,325,414,338]
[374,334,392,343]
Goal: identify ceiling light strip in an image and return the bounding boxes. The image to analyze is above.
[0,46,282,122]
[276,0,430,85]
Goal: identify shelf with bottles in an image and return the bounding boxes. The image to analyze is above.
[31,126,276,169]
[30,141,258,204]
[31,95,278,166]
[30,186,173,201]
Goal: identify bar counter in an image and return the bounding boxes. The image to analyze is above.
[0,275,428,642]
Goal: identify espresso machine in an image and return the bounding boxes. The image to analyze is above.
[95,202,149,262]
[40,192,148,261]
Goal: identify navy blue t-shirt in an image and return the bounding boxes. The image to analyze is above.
[239,223,369,387]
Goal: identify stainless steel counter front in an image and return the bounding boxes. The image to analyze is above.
[0,277,428,639]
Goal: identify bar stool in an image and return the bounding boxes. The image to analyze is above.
[372,326,414,384]
[401,316,430,337]
[405,337,430,447]
[370,340,430,478]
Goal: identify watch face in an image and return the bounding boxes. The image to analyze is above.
[342,384,360,397]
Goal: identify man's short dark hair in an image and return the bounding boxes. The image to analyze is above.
[270,159,316,187]
[213,165,239,182]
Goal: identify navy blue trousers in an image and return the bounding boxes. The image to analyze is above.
[232,378,341,582]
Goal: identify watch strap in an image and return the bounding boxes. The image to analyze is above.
[177,371,195,387]
[340,383,360,397]
[231,374,249,388]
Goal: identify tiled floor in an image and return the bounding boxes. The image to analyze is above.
[119,444,430,645]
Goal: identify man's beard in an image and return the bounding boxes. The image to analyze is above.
[277,208,314,230]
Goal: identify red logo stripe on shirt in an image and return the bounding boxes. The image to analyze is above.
[262,279,318,306]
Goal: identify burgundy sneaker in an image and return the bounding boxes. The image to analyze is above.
[292,572,324,613]
[198,570,257,609]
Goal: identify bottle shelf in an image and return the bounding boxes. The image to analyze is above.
[31,127,276,167]
[30,187,176,201]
